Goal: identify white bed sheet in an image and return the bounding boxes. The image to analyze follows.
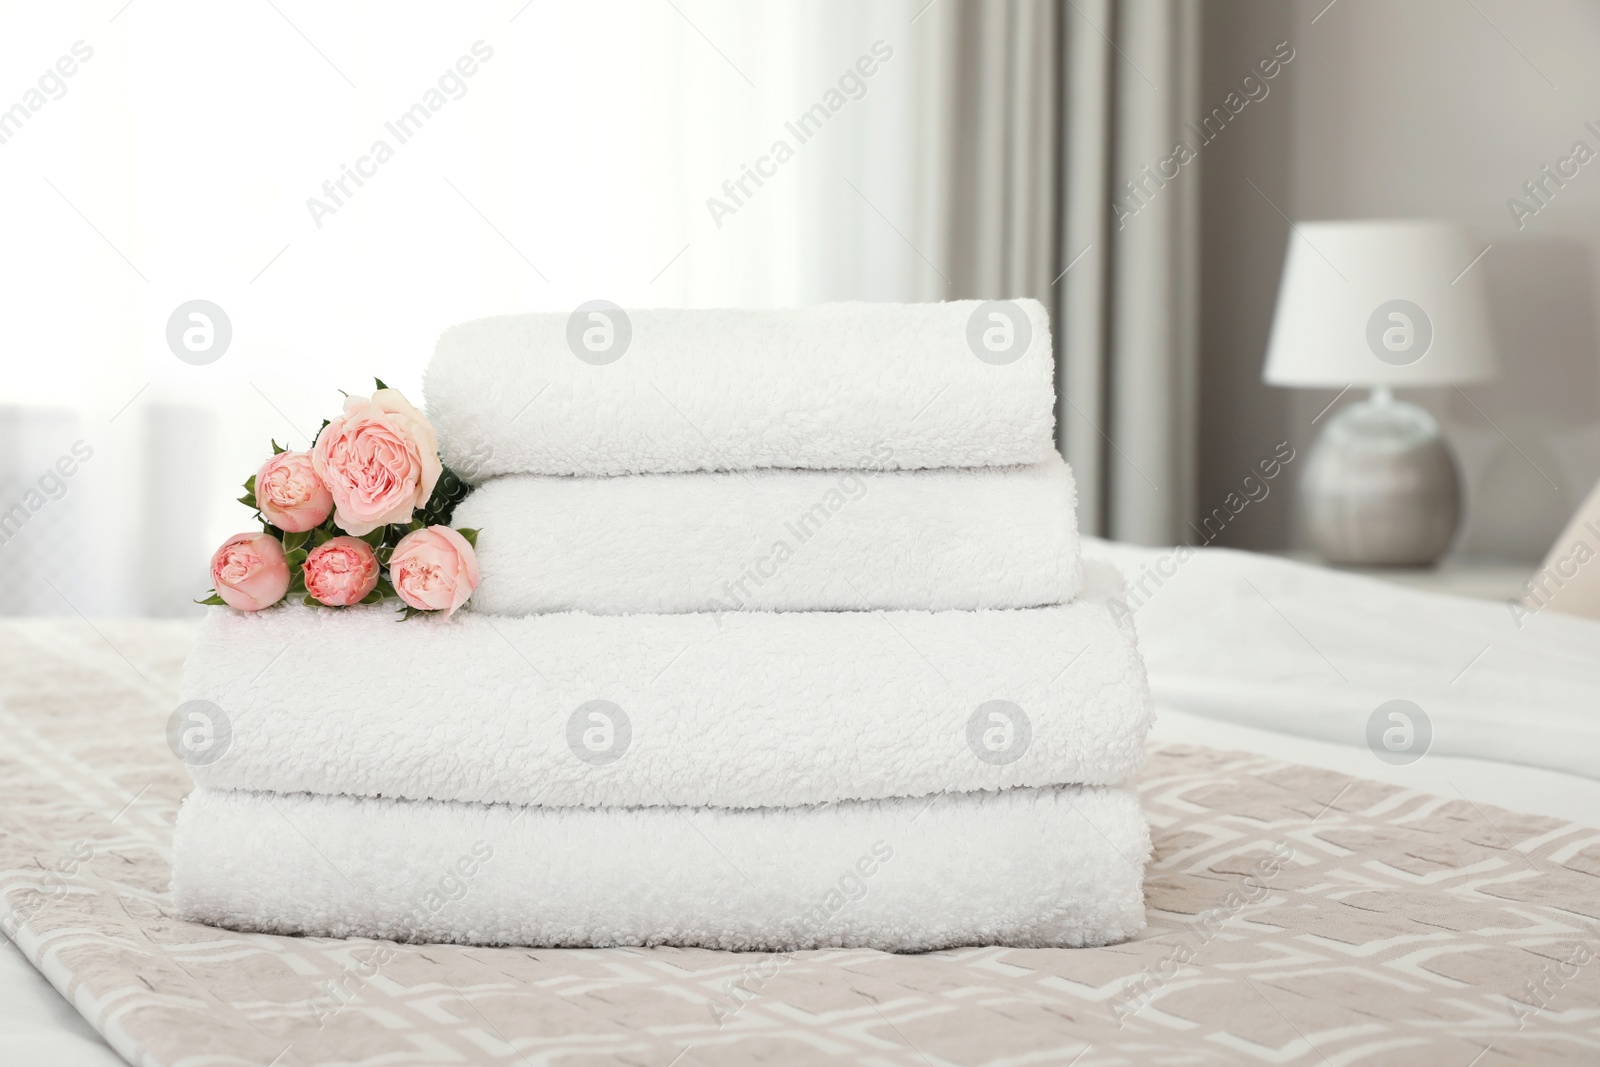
[0,938,125,1067]
[1088,536,1600,786]
[1151,706,1600,827]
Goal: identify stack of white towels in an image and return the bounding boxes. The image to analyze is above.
[173,301,1155,952]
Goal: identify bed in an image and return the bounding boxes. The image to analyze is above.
[3,542,1598,1065]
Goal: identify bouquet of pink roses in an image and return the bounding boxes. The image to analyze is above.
[200,381,481,619]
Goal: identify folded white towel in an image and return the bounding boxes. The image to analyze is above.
[172,784,1149,951]
[424,300,1056,481]
[454,456,1081,616]
[180,561,1151,808]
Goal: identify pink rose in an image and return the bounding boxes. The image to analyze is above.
[256,451,333,533]
[209,532,290,612]
[312,389,442,537]
[303,536,380,607]
[389,526,480,616]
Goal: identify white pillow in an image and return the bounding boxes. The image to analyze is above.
[1530,476,1600,621]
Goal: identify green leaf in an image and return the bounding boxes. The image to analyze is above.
[360,527,385,548]
[374,377,390,392]
[359,589,384,604]
[282,529,310,552]
[420,465,473,528]
[237,493,257,509]
[455,528,479,549]
[303,593,321,607]
[313,527,334,546]
[283,548,308,567]
[194,593,227,606]
[270,440,287,455]
[244,474,257,492]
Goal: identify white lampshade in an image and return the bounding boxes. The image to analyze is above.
[1263,220,1497,387]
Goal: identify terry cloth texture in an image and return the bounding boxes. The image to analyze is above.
[453,455,1082,616]
[171,783,1150,952]
[423,300,1056,480]
[179,561,1152,809]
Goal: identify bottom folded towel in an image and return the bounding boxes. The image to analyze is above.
[173,785,1150,952]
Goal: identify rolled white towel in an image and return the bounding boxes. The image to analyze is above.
[179,561,1151,809]
[423,300,1055,481]
[172,784,1150,952]
[455,455,1081,616]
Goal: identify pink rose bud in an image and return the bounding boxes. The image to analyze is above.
[209,532,290,612]
[311,388,442,537]
[256,450,333,533]
[389,526,480,617]
[302,536,381,607]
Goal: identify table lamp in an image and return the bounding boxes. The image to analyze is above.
[1263,220,1497,566]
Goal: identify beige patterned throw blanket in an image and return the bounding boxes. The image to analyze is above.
[2,619,1598,1066]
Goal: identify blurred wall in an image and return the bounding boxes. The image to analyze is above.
[1196,0,1296,551]
[1198,0,1600,560]
[0,407,90,615]
[0,404,216,617]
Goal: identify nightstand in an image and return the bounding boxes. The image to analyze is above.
[1274,552,1531,602]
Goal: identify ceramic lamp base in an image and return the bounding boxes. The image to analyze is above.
[1301,391,1461,566]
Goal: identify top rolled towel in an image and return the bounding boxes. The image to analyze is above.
[425,300,1055,480]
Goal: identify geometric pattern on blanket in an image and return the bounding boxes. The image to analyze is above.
[2,618,1598,1066]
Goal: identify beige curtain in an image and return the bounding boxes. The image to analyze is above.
[1058,0,1201,543]
[935,0,1200,544]
[942,1,1061,302]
